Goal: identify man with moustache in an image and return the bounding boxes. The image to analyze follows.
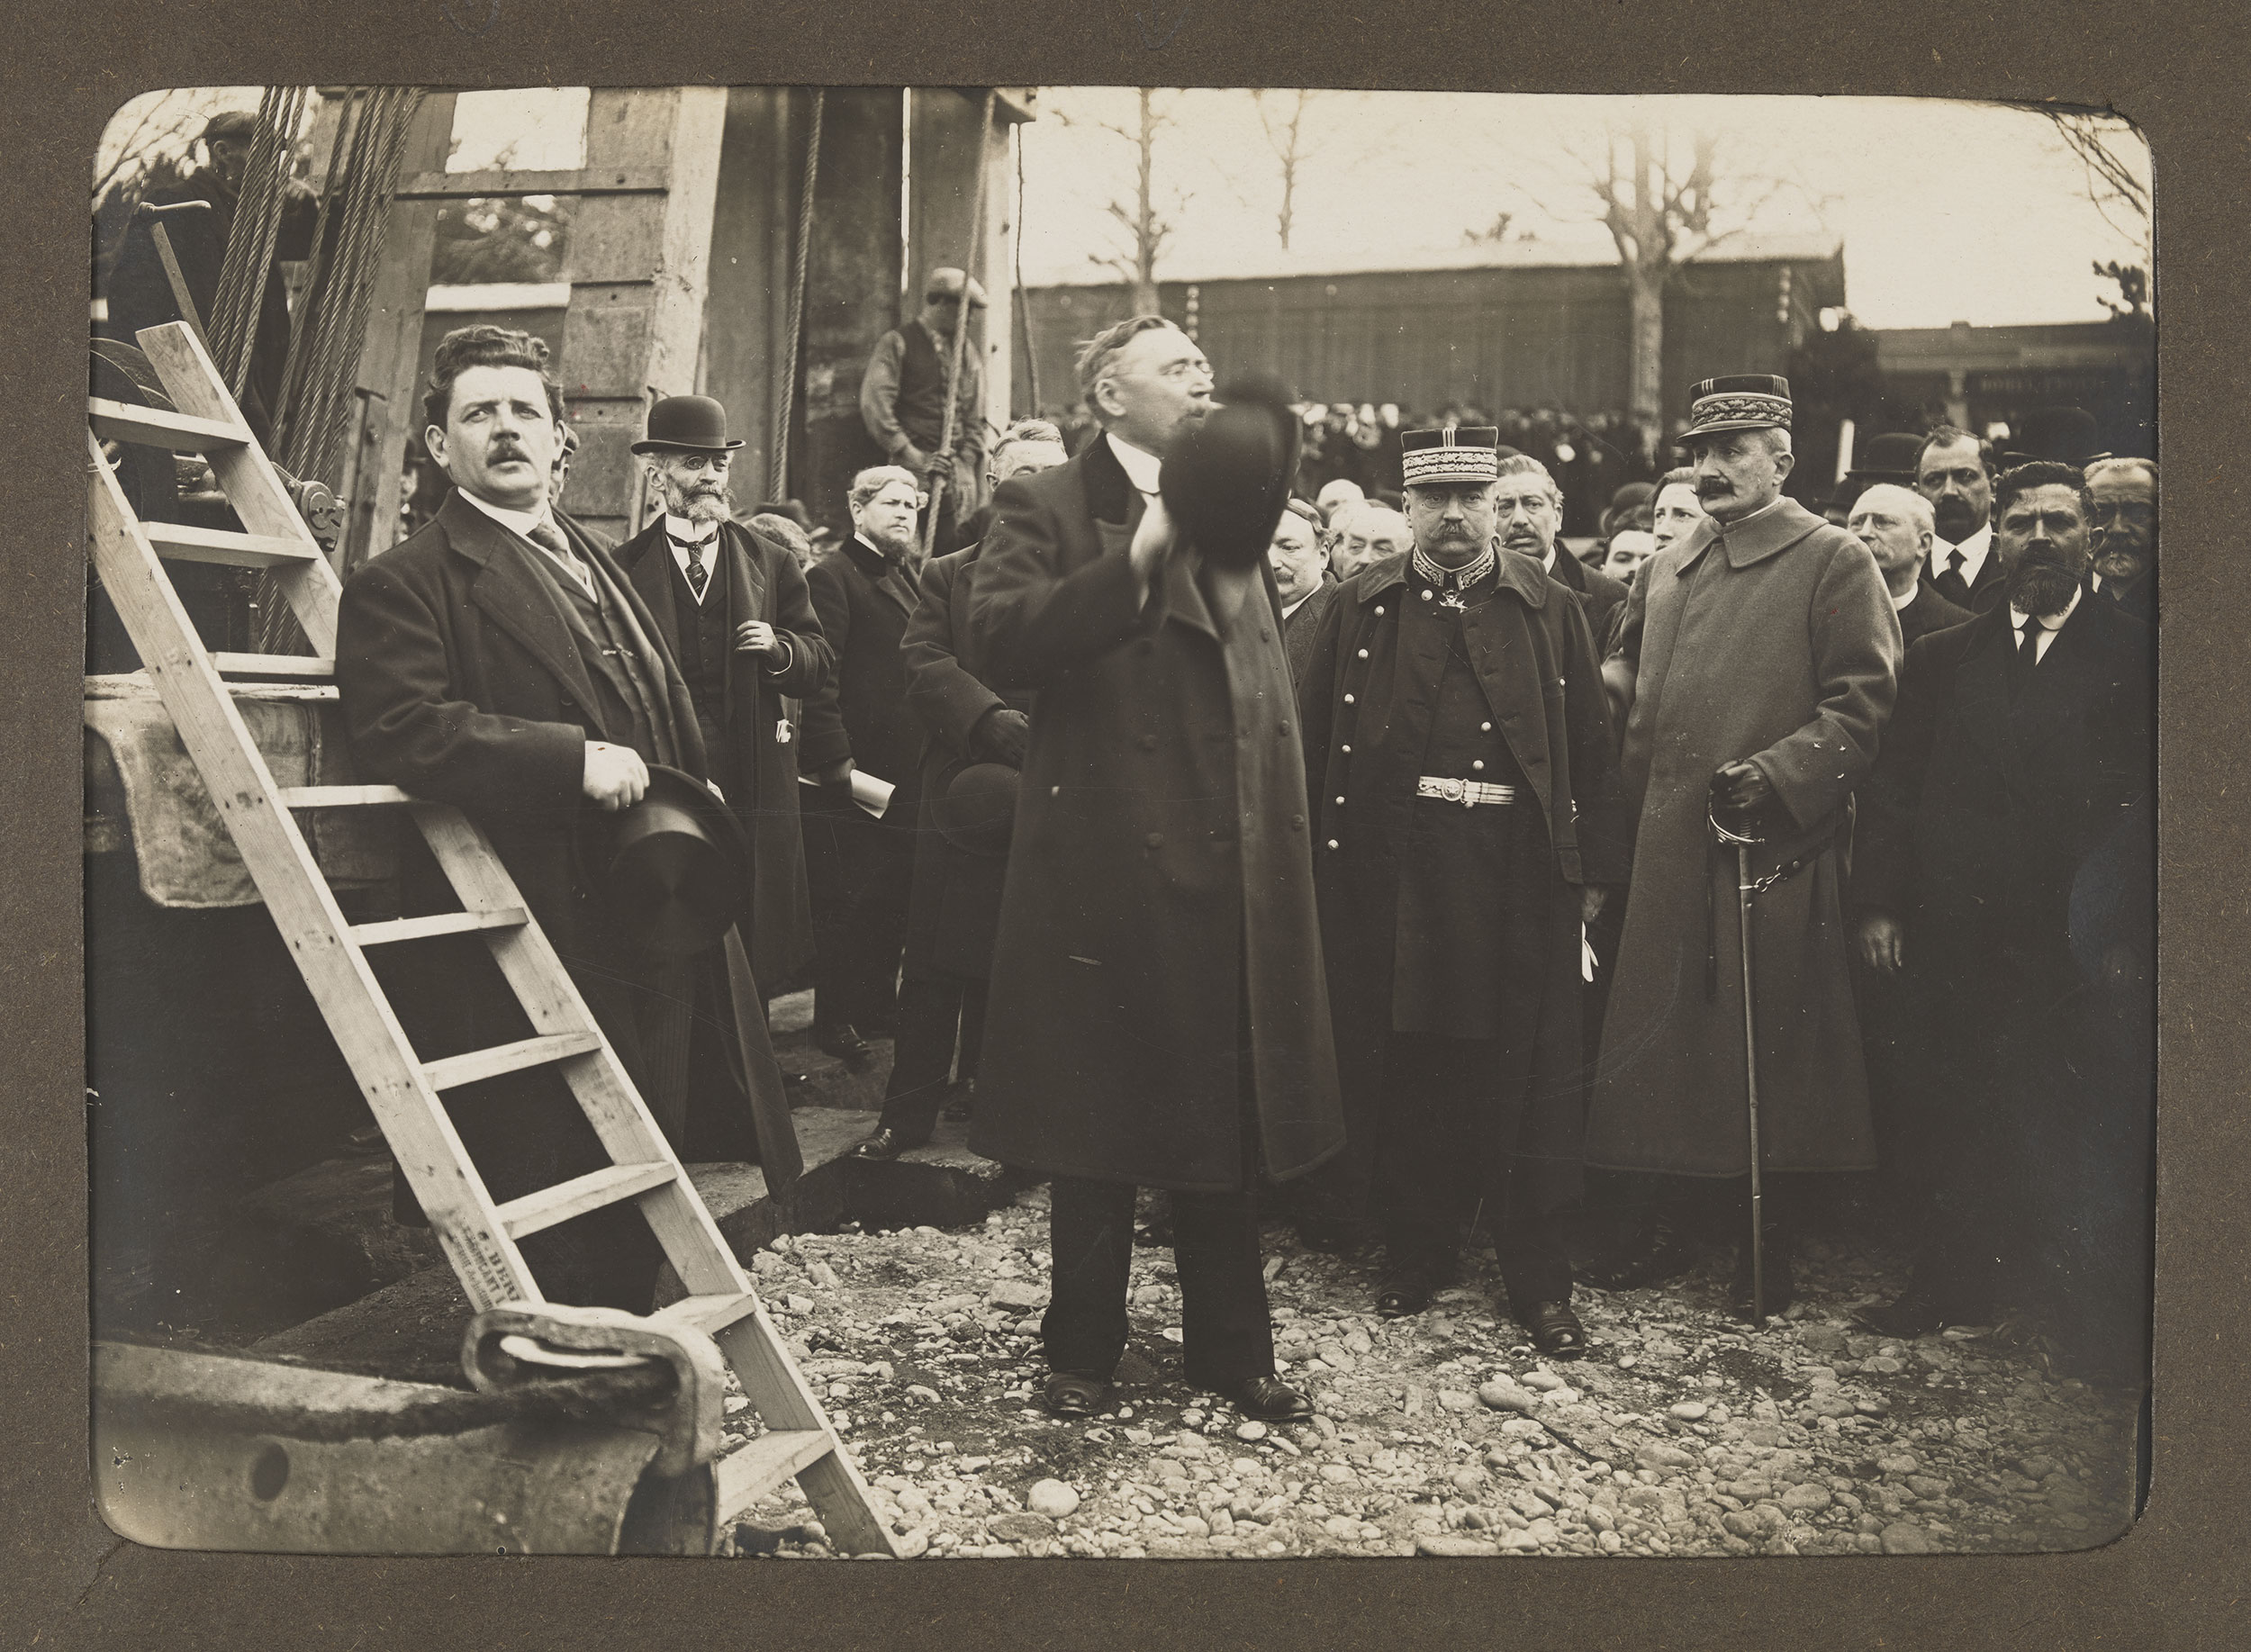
[1586,375,1898,1313]
[861,267,990,555]
[1297,428,1627,1351]
[1853,462,2152,1350]
[800,466,931,1068]
[968,315,1343,1422]
[848,429,1069,1160]
[336,326,715,1312]
[1324,499,1413,582]
[1492,453,1629,654]
[616,397,831,998]
[1849,483,1972,649]
[1270,498,1336,682]
[1916,426,2006,613]
[953,418,1071,552]
[2085,457,2157,622]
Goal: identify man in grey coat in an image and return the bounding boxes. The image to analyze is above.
[1586,375,1901,1315]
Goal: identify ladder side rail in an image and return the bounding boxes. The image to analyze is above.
[132,322,345,655]
[710,1307,896,1553]
[411,805,756,1299]
[88,437,538,1312]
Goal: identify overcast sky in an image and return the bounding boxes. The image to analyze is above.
[105,86,2150,330]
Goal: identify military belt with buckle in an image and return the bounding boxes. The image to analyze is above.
[1415,776,1517,808]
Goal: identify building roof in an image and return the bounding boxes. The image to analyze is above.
[1034,232,1844,289]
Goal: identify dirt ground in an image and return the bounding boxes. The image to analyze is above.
[722,1186,2142,1561]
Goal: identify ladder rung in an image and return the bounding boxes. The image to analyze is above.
[423,1031,602,1092]
[713,1431,836,1521]
[650,1294,763,1339]
[493,1160,678,1239]
[276,784,414,808]
[212,653,336,680]
[89,396,248,452]
[144,521,321,569]
[348,907,529,947]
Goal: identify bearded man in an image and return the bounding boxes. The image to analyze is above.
[1853,463,2153,1359]
[616,397,831,997]
[1587,375,1899,1315]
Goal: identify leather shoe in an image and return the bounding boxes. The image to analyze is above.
[1521,1300,1587,1359]
[815,1024,875,1072]
[1857,1283,1984,1341]
[1582,1218,1695,1290]
[1044,1371,1108,1419]
[941,1079,975,1124]
[1375,1276,1433,1318]
[1728,1232,1797,1320]
[848,1127,921,1161]
[1217,1377,1314,1422]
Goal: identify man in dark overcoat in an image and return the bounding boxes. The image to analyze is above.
[798,466,930,1066]
[1848,483,1973,649]
[967,316,1344,1422]
[616,396,830,993]
[1854,462,2153,1357]
[1269,497,1336,682]
[335,326,715,1312]
[2087,457,2157,623]
[1587,376,1900,1314]
[1298,429,1629,1353]
[1496,453,1631,656]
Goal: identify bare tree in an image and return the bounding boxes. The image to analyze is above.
[1252,89,1316,250]
[1519,117,1813,459]
[2038,108,2152,314]
[1056,88,1174,312]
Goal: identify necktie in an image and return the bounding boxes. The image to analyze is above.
[1948,549,1966,582]
[528,519,594,600]
[676,534,711,603]
[2018,614,2045,660]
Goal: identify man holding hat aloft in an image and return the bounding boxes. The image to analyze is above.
[1296,427,1629,1353]
[617,396,833,996]
[1587,376,1900,1314]
[862,266,990,555]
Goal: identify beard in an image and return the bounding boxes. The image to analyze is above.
[2003,547,2084,618]
[865,521,919,560]
[666,481,732,524]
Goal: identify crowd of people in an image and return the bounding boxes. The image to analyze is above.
[326,276,2155,1425]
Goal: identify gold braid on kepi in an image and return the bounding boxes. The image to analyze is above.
[1679,375,1794,438]
[1398,425,1500,487]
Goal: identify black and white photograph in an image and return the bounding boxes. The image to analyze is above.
[82,83,2156,1564]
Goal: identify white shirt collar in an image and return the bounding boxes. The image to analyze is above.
[1930,521,1993,584]
[2009,584,2081,662]
[665,512,718,544]
[1106,431,1163,495]
[456,487,552,540]
[1541,544,1557,573]
[1890,582,1919,613]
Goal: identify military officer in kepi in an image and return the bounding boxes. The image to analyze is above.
[1297,426,1631,1356]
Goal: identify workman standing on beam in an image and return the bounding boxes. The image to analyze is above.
[860,267,989,555]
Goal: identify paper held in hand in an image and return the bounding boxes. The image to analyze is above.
[799,769,894,820]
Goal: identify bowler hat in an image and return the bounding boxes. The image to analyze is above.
[1161,372,1302,573]
[632,395,745,456]
[934,763,1020,856]
[1845,430,1924,485]
[2001,406,2108,469]
[607,765,751,957]
[1680,375,1793,439]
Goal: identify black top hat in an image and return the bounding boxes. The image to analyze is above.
[1845,430,1925,484]
[632,395,745,456]
[607,765,751,957]
[1681,375,1793,439]
[1161,373,1302,573]
[933,763,1020,856]
[2001,406,2109,470]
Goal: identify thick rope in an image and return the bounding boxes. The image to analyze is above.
[770,87,824,501]
[922,88,999,558]
[1015,122,1040,416]
[210,86,308,399]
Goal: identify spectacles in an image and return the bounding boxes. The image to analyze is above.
[2092,501,2155,527]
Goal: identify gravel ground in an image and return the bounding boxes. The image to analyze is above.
[720,1186,2140,1561]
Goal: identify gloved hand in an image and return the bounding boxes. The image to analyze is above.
[972,707,1031,768]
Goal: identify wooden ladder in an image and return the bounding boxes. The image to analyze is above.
[85,321,892,1557]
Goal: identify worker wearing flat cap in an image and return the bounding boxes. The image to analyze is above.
[1296,426,1630,1357]
[615,395,834,997]
[1585,375,1900,1315]
[861,267,990,555]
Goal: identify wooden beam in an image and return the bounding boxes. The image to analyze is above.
[394,167,668,201]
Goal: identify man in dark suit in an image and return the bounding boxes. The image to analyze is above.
[615,396,831,998]
[335,326,715,1312]
[1494,453,1629,654]
[1914,426,2006,613]
[1269,497,1336,682]
[953,418,1069,554]
[967,315,1345,1422]
[1853,461,2153,1353]
[848,480,1053,1160]
[799,466,930,1067]
[2087,457,2156,622]
[1847,483,1972,648]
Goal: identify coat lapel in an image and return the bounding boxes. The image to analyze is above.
[619,522,683,660]
[444,493,604,723]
